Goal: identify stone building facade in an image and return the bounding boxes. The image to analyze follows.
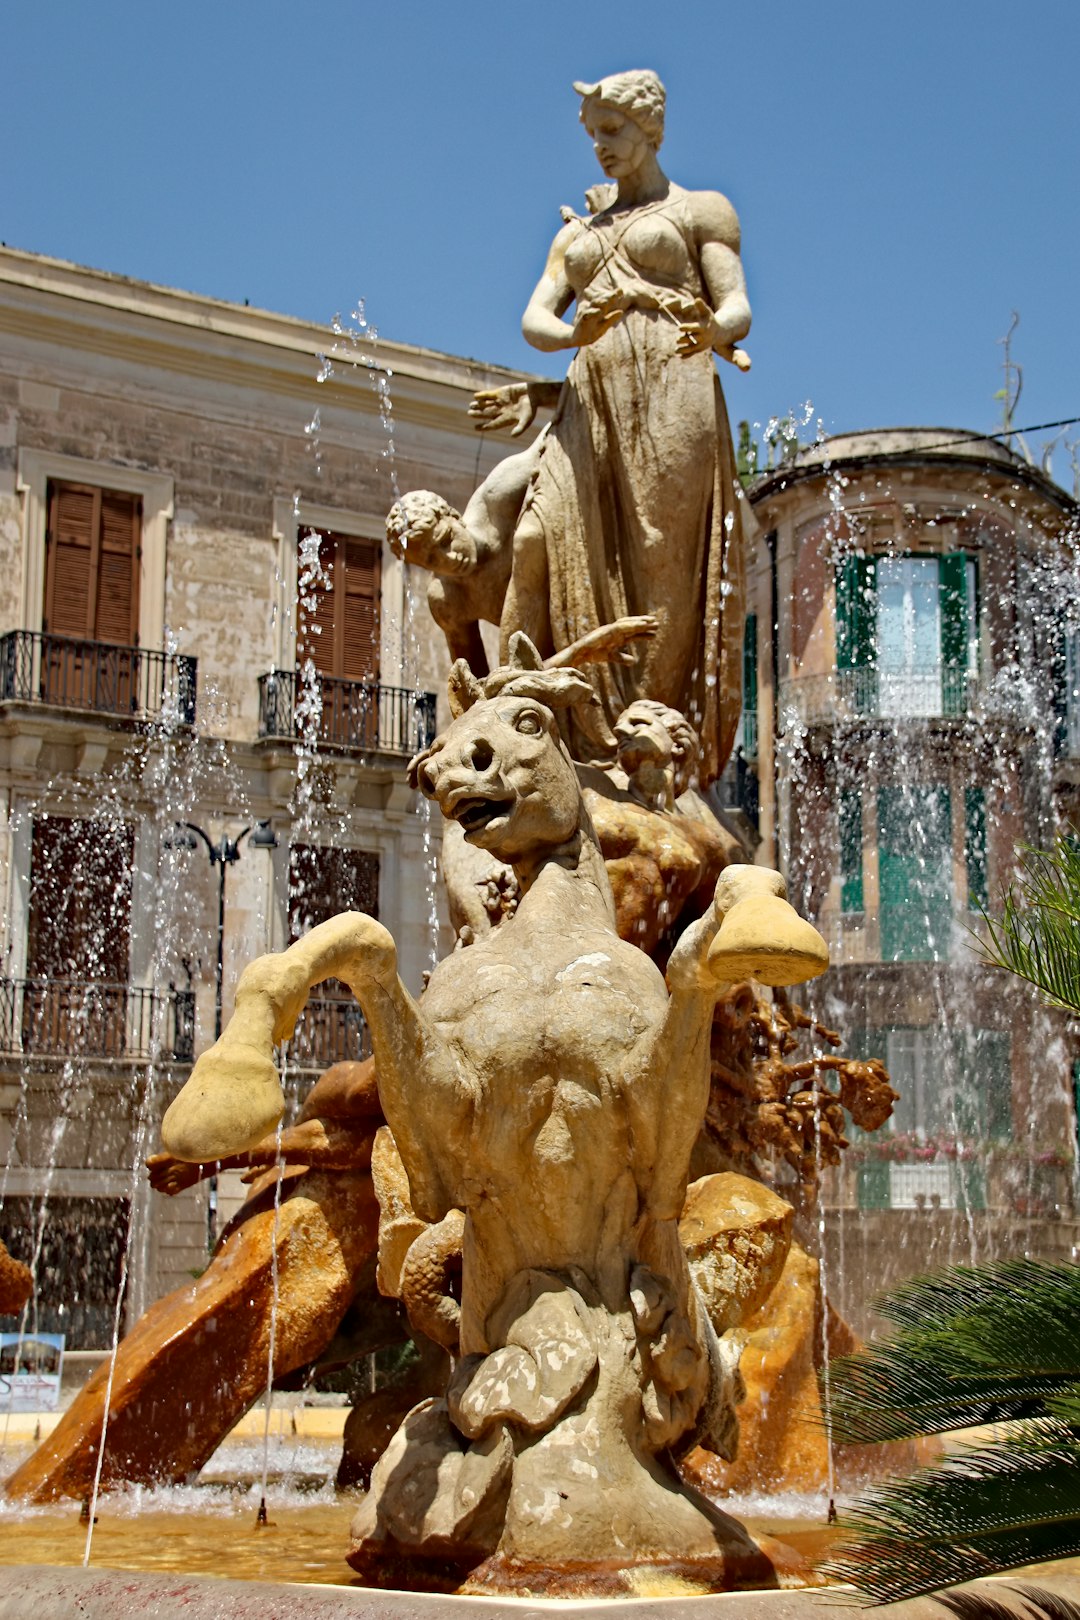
[0,247,529,1346]
[746,428,1080,1330]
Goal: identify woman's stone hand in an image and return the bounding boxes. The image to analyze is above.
[675,298,720,358]
[572,299,626,348]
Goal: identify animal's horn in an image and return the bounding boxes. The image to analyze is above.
[447,659,483,718]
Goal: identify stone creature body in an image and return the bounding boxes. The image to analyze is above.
[160,633,828,1588]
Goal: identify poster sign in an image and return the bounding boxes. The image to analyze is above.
[0,1331,65,1412]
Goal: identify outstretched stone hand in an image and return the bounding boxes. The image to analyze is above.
[468,382,536,438]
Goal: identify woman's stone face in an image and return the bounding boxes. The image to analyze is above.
[582,103,650,180]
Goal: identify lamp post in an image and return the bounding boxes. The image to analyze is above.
[171,819,279,1039]
[167,818,278,1246]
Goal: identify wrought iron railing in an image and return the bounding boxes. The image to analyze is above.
[0,631,197,724]
[0,979,195,1062]
[284,995,371,1069]
[778,664,978,727]
[257,669,437,757]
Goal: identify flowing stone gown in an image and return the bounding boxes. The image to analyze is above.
[518,189,751,785]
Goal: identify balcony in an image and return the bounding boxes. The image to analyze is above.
[778,664,978,728]
[0,979,195,1063]
[283,995,371,1070]
[0,631,197,725]
[257,670,437,757]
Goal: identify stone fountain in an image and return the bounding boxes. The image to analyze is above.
[4,68,906,1605]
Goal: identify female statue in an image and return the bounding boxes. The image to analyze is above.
[500,69,754,786]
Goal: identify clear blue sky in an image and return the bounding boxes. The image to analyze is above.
[4,1,1079,476]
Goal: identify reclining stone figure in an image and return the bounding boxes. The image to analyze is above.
[161,633,828,1591]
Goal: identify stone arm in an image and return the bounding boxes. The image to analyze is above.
[625,907,727,1222]
[676,191,752,362]
[468,379,562,437]
[160,913,474,1221]
[522,222,624,353]
[146,1118,376,1197]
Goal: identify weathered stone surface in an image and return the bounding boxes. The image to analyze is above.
[0,1237,32,1314]
[4,1169,378,1503]
[161,626,826,1589]
[679,1173,794,1337]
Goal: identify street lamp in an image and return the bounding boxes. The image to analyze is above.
[168,819,279,1039]
[166,818,278,1250]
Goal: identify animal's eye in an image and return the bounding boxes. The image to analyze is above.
[515,710,542,735]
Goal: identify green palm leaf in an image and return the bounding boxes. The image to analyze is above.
[822,1425,1080,1604]
[978,838,1080,1016]
[828,1262,1080,1445]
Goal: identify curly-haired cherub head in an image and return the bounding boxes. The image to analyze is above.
[385,490,475,576]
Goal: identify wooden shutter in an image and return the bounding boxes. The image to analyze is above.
[296,530,380,680]
[95,492,141,645]
[44,482,140,645]
[341,539,380,680]
[298,530,339,677]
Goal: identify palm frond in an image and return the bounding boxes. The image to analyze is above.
[828,1336,1069,1445]
[881,1261,1080,1379]
[828,1262,1080,1445]
[940,1585,1080,1620]
[821,1424,1080,1604]
[978,838,1080,1016]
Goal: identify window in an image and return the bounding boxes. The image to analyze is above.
[877,785,952,960]
[17,817,134,1056]
[44,482,141,645]
[835,551,977,717]
[0,1196,129,1348]
[16,449,172,653]
[839,788,864,912]
[853,1025,1010,1212]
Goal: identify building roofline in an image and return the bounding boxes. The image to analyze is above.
[749,426,1078,517]
[0,243,543,394]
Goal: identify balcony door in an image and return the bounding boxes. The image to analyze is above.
[23,817,134,1056]
[42,482,141,710]
[296,529,380,749]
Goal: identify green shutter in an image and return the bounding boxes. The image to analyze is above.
[964,786,988,910]
[839,789,864,912]
[940,552,969,716]
[835,555,877,670]
[879,786,952,961]
[983,1031,1012,1140]
[742,614,758,710]
[857,1162,891,1210]
[741,613,758,756]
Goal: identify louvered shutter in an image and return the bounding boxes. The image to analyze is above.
[298,530,339,677]
[94,491,141,645]
[341,539,380,681]
[45,484,96,637]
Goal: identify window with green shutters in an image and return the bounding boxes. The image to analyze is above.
[833,550,976,718]
[839,788,864,911]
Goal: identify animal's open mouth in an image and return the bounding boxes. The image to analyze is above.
[451,796,512,836]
